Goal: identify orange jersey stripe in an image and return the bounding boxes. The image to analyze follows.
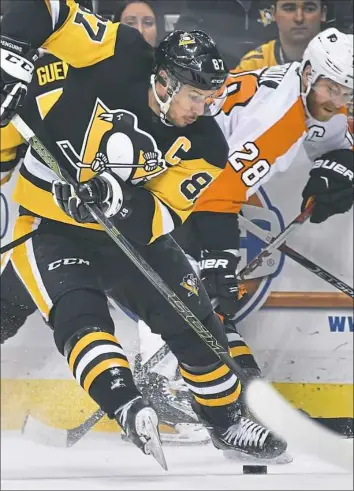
[221,73,259,115]
[195,97,307,214]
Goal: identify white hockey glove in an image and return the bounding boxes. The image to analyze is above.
[0,35,37,127]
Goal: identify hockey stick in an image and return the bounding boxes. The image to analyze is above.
[238,213,354,299]
[11,113,249,382]
[0,230,39,254]
[238,200,315,280]
[22,342,171,447]
[13,115,353,470]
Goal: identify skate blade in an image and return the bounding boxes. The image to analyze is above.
[223,449,293,465]
[144,416,168,471]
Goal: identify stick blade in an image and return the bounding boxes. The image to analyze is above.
[22,414,69,448]
[246,379,353,472]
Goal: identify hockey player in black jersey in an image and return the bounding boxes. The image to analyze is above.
[0,0,287,465]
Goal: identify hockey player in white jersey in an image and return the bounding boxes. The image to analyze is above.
[139,27,353,452]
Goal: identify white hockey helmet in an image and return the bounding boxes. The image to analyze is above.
[300,28,354,96]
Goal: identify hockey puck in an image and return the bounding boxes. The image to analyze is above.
[242,465,267,474]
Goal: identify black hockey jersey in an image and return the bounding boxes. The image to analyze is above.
[0,52,67,185]
[1,0,228,243]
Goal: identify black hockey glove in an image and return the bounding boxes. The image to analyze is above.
[52,172,123,224]
[301,149,354,224]
[199,249,240,318]
[0,36,37,127]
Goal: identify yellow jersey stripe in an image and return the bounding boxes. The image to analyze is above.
[11,215,52,318]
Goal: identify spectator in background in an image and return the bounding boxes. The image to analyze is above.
[326,0,353,34]
[112,0,158,46]
[236,0,327,71]
[173,1,277,69]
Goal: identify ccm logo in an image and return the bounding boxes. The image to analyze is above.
[48,258,90,270]
[313,159,353,181]
[200,259,229,269]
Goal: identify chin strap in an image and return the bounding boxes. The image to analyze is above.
[299,67,321,119]
[150,74,180,126]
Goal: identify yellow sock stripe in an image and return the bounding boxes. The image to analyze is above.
[180,363,230,383]
[83,358,130,392]
[68,332,119,370]
[194,382,241,407]
[230,346,252,357]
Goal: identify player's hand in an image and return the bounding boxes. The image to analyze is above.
[301,149,353,224]
[0,36,37,127]
[199,249,240,318]
[52,172,123,223]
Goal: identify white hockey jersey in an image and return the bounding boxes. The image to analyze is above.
[195,62,353,215]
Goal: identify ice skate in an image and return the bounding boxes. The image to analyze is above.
[192,400,290,464]
[115,396,168,470]
[137,372,210,444]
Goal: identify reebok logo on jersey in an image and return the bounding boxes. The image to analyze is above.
[199,259,229,269]
[313,159,353,181]
[48,258,90,270]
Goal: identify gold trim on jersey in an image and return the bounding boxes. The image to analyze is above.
[42,2,119,68]
[11,215,53,319]
[36,87,64,120]
[145,158,221,226]
[14,173,103,230]
[0,122,25,165]
[150,194,175,242]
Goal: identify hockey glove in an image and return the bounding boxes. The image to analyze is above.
[301,149,354,224]
[0,36,37,127]
[52,172,123,224]
[199,249,240,318]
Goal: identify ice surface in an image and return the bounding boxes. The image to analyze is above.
[1,432,352,490]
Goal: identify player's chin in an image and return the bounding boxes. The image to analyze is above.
[319,107,336,122]
[171,115,198,127]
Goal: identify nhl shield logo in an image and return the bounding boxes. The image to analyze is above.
[235,188,284,322]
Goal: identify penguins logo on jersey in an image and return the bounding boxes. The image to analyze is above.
[257,9,274,27]
[180,273,199,297]
[57,98,166,184]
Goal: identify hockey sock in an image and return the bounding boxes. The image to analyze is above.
[65,326,140,418]
[179,360,242,425]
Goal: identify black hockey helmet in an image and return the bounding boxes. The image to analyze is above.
[78,0,93,11]
[153,30,228,92]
